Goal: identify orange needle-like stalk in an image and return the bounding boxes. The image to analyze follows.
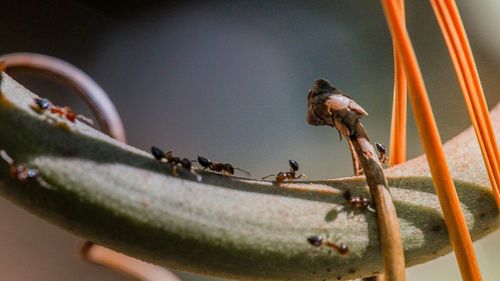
[430,0,500,207]
[389,0,407,166]
[80,242,181,281]
[381,0,482,280]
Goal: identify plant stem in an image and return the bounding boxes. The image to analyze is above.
[350,121,406,281]
[0,73,498,280]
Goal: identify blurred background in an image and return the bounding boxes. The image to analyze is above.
[1,0,499,280]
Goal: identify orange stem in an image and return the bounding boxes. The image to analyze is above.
[80,242,181,281]
[389,0,407,165]
[380,0,482,280]
[430,0,500,207]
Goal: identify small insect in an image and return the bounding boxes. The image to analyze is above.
[0,150,39,181]
[261,160,308,184]
[32,97,94,126]
[150,146,200,180]
[343,190,371,210]
[307,235,349,256]
[376,142,388,164]
[197,156,251,177]
[0,150,48,188]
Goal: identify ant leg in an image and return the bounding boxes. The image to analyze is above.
[170,165,179,177]
[295,173,310,182]
[190,169,202,182]
[367,205,376,213]
[279,178,293,187]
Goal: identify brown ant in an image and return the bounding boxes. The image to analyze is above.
[197,156,251,177]
[0,150,49,188]
[307,235,349,256]
[376,142,388,164]
[151,146,201,181]
[32,97,94,126]
[343,190,373,212]
[261,160,309,184]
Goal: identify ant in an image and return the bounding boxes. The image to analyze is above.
[375,142,388,164]
[0,150,49,188]
[32,97,94,126]
[307,235,349,256]
[33,97,76,122]
[343,190,373,212]
[151,146,201,181]
[197,156,251,177]
[261,160,308,184]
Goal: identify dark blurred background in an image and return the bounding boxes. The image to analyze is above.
[1,0,499,280]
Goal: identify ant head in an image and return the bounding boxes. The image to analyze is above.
[35,98,50,110]
[307,235,323,247]
[197,156,210,168]
[375,142,386,153]
[223,163,234,174]
[151,146,165,160]
[289,160,299,171]
[338,242,349,255]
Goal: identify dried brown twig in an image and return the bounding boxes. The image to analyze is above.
[307,78,406,281]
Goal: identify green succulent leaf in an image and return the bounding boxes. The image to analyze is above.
[0,73,498,280]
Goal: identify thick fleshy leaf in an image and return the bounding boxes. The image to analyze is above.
[0,73,498,280]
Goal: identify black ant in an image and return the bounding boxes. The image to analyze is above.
[261,160,309,184]
[32,97,94,126]
[307,235,349,256]
[376,142,388,164]
[151,146,200,181]
[343,190,373,212]
[197,156,251,177]
[0,150,49,188]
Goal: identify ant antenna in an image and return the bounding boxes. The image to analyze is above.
[260,174,276,180]
[298,173,311,182]
[234,167,251,177]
